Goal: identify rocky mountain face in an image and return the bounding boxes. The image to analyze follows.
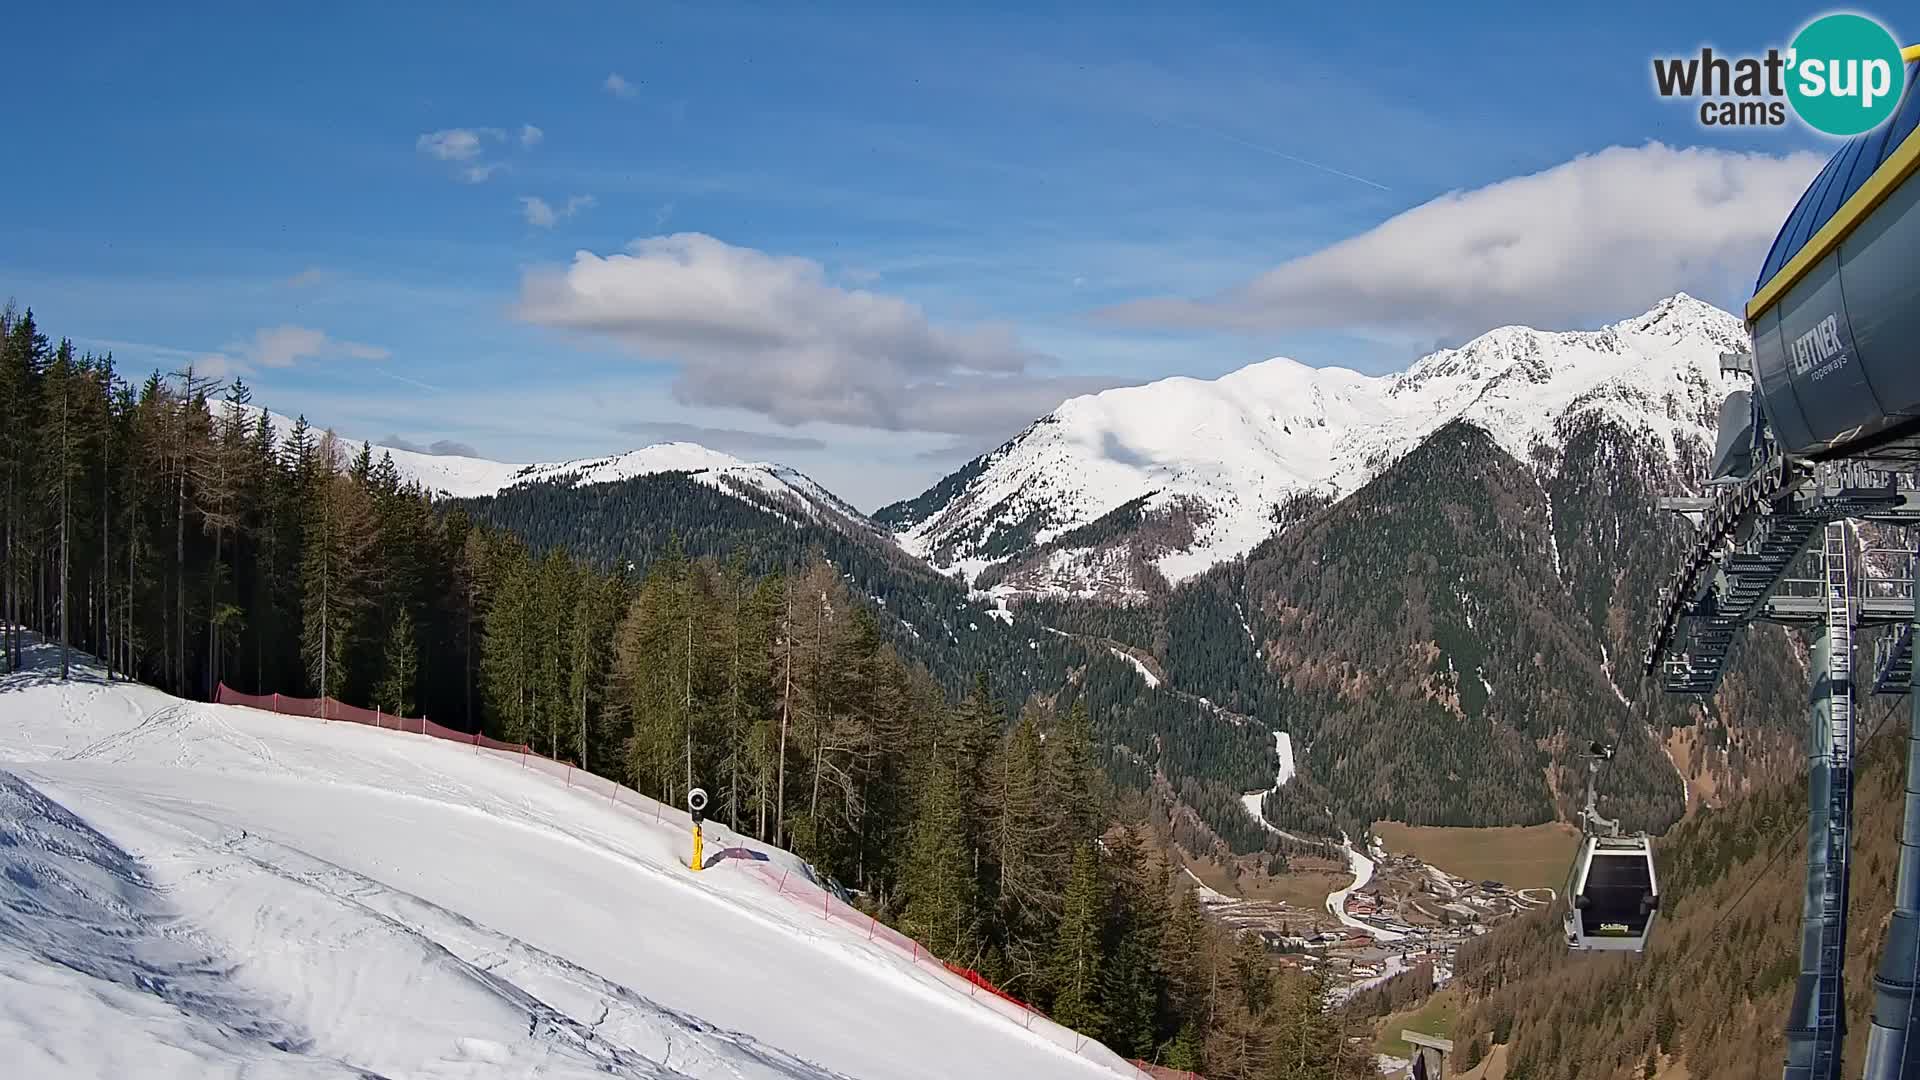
[880,295,1750,605]
[1174,413,1806,835]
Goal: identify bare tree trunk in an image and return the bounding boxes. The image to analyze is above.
[465,581,475,732]
[3,476,12,673]
[208,525,219,693]
[809,591,825,826]
[58,381,70,681]
[775,592,792,844]
[101,434,111,681]
[729,577,741,830]
[318,503,328,713]
[175,433,186,696]
[126,525,135,682]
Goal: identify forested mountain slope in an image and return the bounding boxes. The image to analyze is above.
[1446,695,1913,1080]
[453,471,1300,858]
[1042,412,1807,836]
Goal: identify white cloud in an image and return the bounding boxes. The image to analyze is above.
[604,72,637,98]
[521,197,558,228]
[416,128,489,161]
[519,194,595,228]
[284,267,331,288]
[197,325,392,377]
[1100,142,1825,340]
[418,126,535,184]
[514,232,1118,434]
[381,434,481,458]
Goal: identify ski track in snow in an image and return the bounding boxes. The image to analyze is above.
[1107,648,1160,689]
[1237,733,1298,837]
[0,640,1134,1080]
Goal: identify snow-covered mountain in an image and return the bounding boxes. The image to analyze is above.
[879,294,1746,598]
[232,405,870,533]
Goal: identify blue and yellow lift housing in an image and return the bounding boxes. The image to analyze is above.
[1747,45,1920,461]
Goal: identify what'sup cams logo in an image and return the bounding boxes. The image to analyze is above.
[1653,12,1911,135]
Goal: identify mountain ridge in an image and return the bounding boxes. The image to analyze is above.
[881,293,1746,601]
[230,403,875,539]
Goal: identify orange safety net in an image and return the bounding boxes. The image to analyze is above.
[215,684,532,752]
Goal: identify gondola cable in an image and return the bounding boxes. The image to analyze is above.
[1692,695,1902,950]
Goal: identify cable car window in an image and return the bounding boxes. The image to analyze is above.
[1580,852,1654,937]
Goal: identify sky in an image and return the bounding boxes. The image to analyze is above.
[0,2,1884,509]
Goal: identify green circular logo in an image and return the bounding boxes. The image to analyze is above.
[1786,14,1907,136]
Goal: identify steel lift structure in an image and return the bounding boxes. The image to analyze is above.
[1644,49,1920,1080]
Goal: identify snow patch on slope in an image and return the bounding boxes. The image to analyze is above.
[1237,732,1296,834]
[1108,648,1160,689]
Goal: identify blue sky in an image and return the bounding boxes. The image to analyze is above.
[0,2,1882,508]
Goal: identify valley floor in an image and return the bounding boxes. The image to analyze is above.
[0,636,1135,1080]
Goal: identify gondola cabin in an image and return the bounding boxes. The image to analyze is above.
[1564,834,1660,952]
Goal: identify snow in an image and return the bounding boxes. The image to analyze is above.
[227,404,860,527]
[1108,648,1160,689]
[0,640,1135,1080]
[1180,867,1234,907]
[894,294,1743,591]
[1541,481,1564,582]
[1326,837,1406,943]
[1600,644,1632,707]
[1237,734,1296,836]
[1271,732,1295,787]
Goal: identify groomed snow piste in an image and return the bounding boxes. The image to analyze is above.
[0,638,1136,1079]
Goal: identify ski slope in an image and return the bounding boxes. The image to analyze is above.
[1237,731,1294,833]
[0,638,1136,1079]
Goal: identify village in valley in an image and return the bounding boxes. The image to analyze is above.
[1182,834,1557,1004]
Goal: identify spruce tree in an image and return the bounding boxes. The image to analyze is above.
[376,605,418,716]
[900,747,979,962]
[990,707,1057,984]
[1048,843,1106,1032]
[300,433,375,707]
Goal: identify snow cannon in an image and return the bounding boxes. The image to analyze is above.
[687,787,708,871]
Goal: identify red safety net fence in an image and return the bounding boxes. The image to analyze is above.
[212,682,1189,1079]
[215,685,532,752]
[1129,1065,1205,1080]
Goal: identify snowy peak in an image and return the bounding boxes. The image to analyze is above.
[229,404,867,532]
[888,295,1745,598]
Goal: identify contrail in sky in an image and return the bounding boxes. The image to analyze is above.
[1166,117,1392,191]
